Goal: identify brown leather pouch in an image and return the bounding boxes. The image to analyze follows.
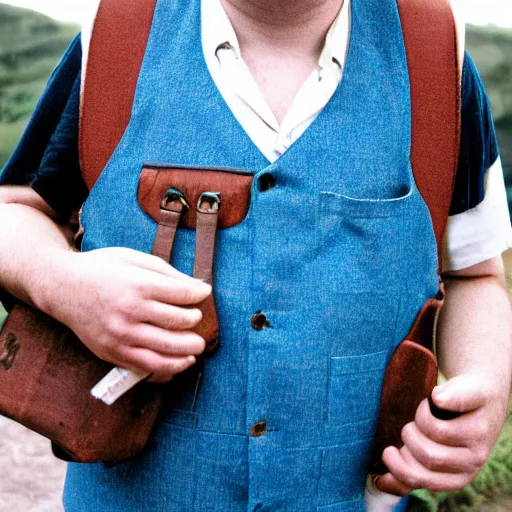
[0,302,163,463]
[0,165,252,463]
[369,291,444,474]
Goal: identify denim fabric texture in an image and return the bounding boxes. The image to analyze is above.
[62,0,440,510]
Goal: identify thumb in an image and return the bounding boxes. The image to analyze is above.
[431,374,488,413]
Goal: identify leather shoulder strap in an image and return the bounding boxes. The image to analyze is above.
[396,0,461,266]
[79,0,157,190]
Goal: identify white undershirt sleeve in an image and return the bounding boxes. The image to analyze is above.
[442,157,512,272]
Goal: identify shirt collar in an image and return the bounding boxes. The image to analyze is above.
[202,0,242,61]
[201,0,351,71]
[319,0,351,73]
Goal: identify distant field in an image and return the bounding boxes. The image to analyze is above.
[466,25,512,121]
[0,3,78,166]
[465,25,512,190]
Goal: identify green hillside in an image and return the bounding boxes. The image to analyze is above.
[466,25,512,120]
[0,3,78,166]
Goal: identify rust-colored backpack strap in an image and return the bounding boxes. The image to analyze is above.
[396,0,461,268]
[80,0,157,190]
[370,0,462,477]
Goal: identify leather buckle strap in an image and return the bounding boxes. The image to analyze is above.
[194,193,221,353]
[152,188,189,262]
[152,189,221,354]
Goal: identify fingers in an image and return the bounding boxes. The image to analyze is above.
[431,374,489,414]
[138,272,212,306]
[139,301,203,331]
[107,248,190,280]
[381,392,494,493]
[415,398,489,449]
[121,323,206,356]
[113,346,197,383]
[374,473,412,497]
[378,374,507,495]
[382,445,472,492]
[401,421,480,474]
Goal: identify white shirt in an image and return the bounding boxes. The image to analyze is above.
[81,0,512,272]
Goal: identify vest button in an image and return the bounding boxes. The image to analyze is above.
[251,311,270,331]
[258,173,276,192]
[251,421,267,437]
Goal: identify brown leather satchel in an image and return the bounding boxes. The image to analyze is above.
[0,0,460,463]
[0,304,163,462]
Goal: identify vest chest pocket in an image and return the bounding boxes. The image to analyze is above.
[316,188,415,294]
[326,350,388,426]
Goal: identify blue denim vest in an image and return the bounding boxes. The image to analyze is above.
[64,0,439,509]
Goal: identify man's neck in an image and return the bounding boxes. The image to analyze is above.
[218,0,344,124]
[220,0,343,57]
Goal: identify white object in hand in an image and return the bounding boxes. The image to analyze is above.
[90,367,149,405]
[365,475,403,512]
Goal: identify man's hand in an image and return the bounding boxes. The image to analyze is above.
[36,247,211,383]
[0,187,211,384]
[376,373,509,495]
[376,255,512,496]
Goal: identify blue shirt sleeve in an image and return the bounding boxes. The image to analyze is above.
[0,33,85,219]
[449,51,500,216]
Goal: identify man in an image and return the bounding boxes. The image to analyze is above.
[0,0,511,510]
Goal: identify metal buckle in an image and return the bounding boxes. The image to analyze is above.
[197,192,221,213]
[161,188,190,211]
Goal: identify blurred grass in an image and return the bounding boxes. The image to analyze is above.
[0,118,29,164]
[0,3,78,166]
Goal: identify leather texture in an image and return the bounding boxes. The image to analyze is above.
[370,295,443,472]
[151,200,184,263]
[79,0,158,189]
[372,340,439,474]
[0,304,163,463]
[149,174,231,351]
[396,0,461,262]
[138,166,253,229]
[193,208,220,351]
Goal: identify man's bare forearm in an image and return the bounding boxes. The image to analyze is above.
[437,258,512,396]
[0,186,74,310]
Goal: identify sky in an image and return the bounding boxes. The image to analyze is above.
[1,0,512,27]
